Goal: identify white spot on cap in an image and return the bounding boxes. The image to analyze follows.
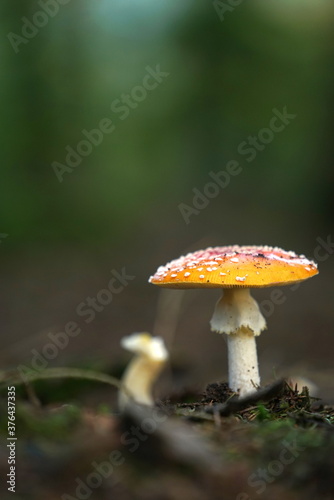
[184,272,191,277]
[199,275,205,279]
[236,276,246,282]
[171,274,177,278]
[206,267,212,272]
[220,272,226,276]
[230,257,239,263]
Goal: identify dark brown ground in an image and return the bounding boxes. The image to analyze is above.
[1,374,334,500]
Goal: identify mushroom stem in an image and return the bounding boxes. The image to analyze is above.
[210,288,266,396]
[227,331,260,396]
[119,356,165,409]
[118,333,168,411]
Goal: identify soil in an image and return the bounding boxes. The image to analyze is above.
[1,375,334,500]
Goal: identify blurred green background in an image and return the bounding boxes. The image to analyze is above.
[1,0,333,400]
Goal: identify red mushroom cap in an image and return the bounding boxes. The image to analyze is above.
[149,245,318,289]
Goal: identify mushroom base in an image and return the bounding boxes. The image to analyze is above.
[227,330,260,396]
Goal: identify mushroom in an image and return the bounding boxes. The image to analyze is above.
[118,333,169,411]
[149,245,318,396]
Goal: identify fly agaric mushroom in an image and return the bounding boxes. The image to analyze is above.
[118,333,168,410]
[149,246,318,396]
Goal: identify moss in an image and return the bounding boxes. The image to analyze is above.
[15,403,81,440]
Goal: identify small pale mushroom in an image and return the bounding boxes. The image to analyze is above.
[118,333,168,411]
[149,245,318,397]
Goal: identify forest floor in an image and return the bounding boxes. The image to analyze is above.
[1,371,334,500]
